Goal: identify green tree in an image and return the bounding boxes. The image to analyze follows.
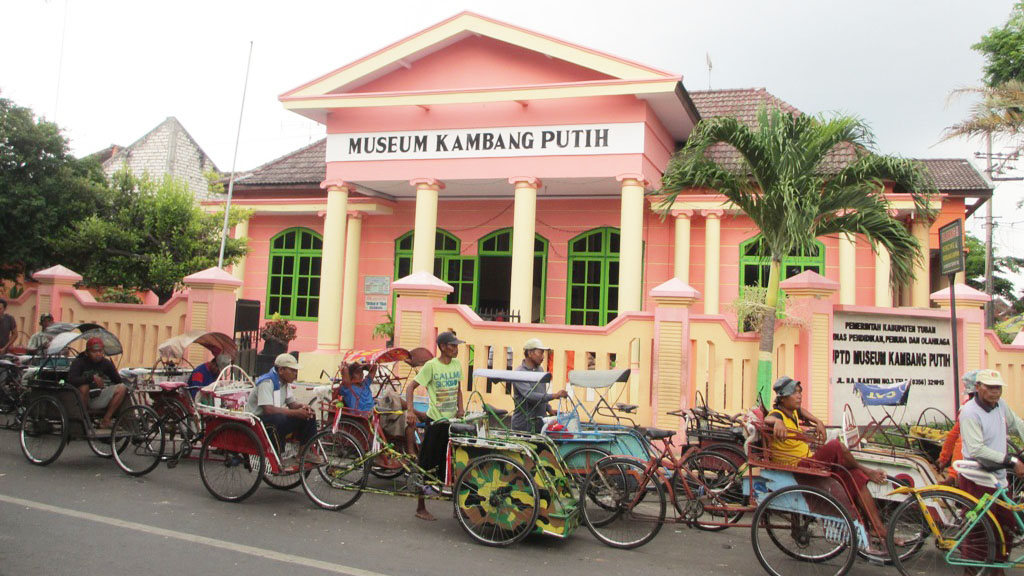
[944,81,1024,158]
[656,107,936,408]
[964,233,1024,312]
[54,169,249,303]
[0,96,109,284]
[974,2,1024,86]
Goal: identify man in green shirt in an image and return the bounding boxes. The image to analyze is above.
[406,330,464,521]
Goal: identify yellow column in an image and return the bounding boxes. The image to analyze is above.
[340,212,363,350]
[874,245,893,307]
[617,174,647,313]
[673,209,693,284]
[910,216,931,307]
[509,177,540,323]
[410,178,443,275]
[839,233,856,305]
[231,216,250,297]
[316,182,350,352]
[703,209,724,315]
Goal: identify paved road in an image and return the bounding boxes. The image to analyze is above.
[0,431,887,576]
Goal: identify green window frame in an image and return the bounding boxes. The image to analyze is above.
[266,227,323,320]
[566,227,620,326]
[393,229,467,306]
[478,228,549,321]
[739,236,826,292]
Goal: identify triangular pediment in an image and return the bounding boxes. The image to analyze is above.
[282,11,678,99]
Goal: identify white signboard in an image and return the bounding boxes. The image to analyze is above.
[830,311,953,425]
[364,295,389,311]
[327,122,646,162]
[363,275,391,295]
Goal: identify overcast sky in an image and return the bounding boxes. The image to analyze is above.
[2,0,1022,277]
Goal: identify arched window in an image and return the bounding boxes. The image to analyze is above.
[739,236,826,291]
[393,229,473,306]
[478,228,549,322]
[566,227,620,326]
[267,227,322,320]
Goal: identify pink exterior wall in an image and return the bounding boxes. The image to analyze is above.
[239,213,325,352]
[350,35,614,94]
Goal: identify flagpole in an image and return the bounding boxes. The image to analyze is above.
[218,41,254,269]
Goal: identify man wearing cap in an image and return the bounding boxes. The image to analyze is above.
[511,338,568,433]
[188,349,232,398]
[27,313,55,354]
[406,330,465,521]
[765,376,888,547]
[958,369,1024,572]
[68,336,128,431]
[245,353,317,463]
[937,370,981,483]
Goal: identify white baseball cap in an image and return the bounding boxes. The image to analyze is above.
[523,338,550,351]
[975,369,1005,387]
[274,353,302,370]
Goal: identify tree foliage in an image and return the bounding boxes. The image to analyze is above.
[974,2,1024,87]
[0,97,109,284]
[656,107,936,406]
[965,233,1024,314]
[53,169,249,303]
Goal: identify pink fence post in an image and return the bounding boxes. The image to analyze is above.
[32,265,83,322]
[650,278,701,434]
[779,271,839,418]
[183,268,242,337]
[391,271,453,353]
[931,283,990,374]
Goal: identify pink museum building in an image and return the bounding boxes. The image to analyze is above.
[213,12,1019,424]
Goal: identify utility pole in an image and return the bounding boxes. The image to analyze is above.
[976,135,1023,327]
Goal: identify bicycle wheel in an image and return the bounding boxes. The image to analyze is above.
[581,457,666,549]
[563,446,611,487]
[454,454,540,547]
[199,422,265,502]
[751,485,857,576]
[677,450,744,531]
[700,441,748,468]
[20,395,68,466]
[262,450,307,490]
[154,398,196,461]
[887,489,997,576]
[112,405,164,476]
[300,430,368,511]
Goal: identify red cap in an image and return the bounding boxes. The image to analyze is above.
[86,337,104,351]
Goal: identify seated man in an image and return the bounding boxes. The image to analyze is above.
[765,376,887,545]
[188,350,232,398]
[511,338,568,433]
[244,353,317,463]
[67,336,128,432]
[27,314,54,354]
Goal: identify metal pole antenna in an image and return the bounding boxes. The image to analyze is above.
[984,132,994,327]
[218,41,254,269]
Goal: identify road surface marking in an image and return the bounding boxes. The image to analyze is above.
[0,493,391,576]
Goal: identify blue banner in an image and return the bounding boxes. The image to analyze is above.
[853,381,910,406]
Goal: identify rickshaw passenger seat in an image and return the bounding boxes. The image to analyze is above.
[449,423,476,435]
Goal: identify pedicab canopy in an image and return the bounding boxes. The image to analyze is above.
[342,347,413,365]
[567,369,631,388]
[472,369,552,386]
[157,331,237,361]
[853,381,910,406]
[45,324,121,357]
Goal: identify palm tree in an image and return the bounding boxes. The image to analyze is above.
[944,80,1024,155]
[655,107,936,408]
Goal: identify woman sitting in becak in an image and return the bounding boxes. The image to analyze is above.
[765,376,889,548]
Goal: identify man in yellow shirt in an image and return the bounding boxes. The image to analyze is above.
[764,376,888,547]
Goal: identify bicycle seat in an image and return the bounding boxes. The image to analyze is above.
[159,381,188,392]
[449,422,476,435]
[953,460,1006,489]
[615,403,638,414]
[643,427,675,440]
